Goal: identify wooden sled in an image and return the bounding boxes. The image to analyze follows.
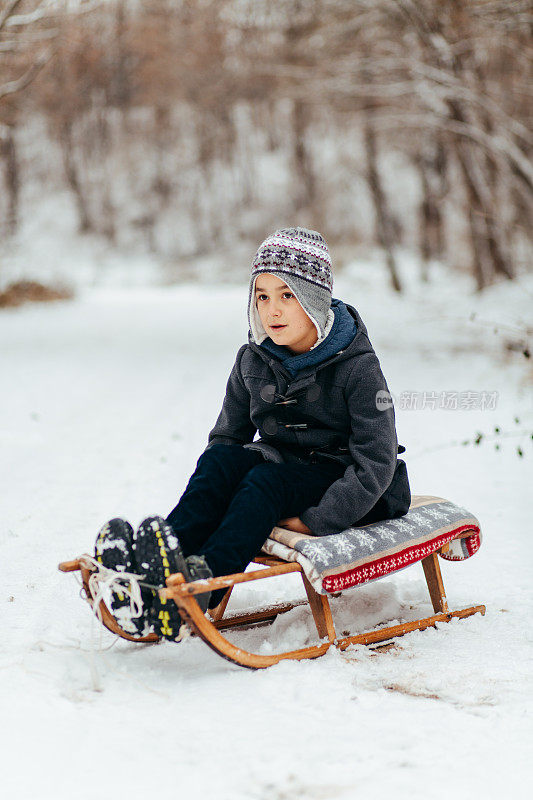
[58,550,485,670]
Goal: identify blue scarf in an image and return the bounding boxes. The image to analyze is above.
[260,298,357,377]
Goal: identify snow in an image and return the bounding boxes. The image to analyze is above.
[1,255,532,799]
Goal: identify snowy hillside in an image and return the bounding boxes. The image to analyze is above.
[1,257,531,800]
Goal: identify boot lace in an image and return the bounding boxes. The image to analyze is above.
[82,554,146,624]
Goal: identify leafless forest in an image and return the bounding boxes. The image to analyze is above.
[0,0,531,290]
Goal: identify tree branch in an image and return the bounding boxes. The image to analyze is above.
[0,48,51,102]
[0,0,24,33]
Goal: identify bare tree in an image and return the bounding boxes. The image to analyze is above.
[1,0,530,287]
[255,0,532,288]
[0,0,56,235]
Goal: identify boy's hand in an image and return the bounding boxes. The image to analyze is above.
[277,516,311,533]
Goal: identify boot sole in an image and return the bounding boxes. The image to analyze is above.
[135,516,187,642]
[94,518,152,638]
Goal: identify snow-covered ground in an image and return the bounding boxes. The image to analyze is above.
[1,256,532,799]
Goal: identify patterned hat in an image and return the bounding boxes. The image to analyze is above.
[248,227,334,345]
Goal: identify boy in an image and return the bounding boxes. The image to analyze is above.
[95,227,411,642]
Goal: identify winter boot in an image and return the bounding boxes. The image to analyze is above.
[94,518,154,638]
[134,516,213,642]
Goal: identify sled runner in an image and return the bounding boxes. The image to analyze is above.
[59,495,485,669]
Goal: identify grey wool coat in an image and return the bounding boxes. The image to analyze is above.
[206,302,411,536]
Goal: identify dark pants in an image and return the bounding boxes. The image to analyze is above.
[166,443,345,607]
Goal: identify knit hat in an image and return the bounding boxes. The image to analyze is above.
[247,227,334,345]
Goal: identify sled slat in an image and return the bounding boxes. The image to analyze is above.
[164,561,302,597]
[58,559,82,572]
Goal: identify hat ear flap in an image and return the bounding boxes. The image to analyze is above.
[248,275,268,344]
[275,272,331,340]
[279,275,322,338]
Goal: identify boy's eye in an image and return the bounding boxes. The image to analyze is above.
[256,292,294,302]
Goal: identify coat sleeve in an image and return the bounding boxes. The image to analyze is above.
[299,352,398,536]
[205,345,257,449]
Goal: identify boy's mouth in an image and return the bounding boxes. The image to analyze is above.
[269,324,286,330]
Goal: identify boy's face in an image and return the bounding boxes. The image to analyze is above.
[255,273,318,354]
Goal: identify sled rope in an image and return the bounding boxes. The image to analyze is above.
[77,557,191,687]
[80,556,147,690]
[84,555,147,624]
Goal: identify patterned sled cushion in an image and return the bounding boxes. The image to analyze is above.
[261,495,482,595]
